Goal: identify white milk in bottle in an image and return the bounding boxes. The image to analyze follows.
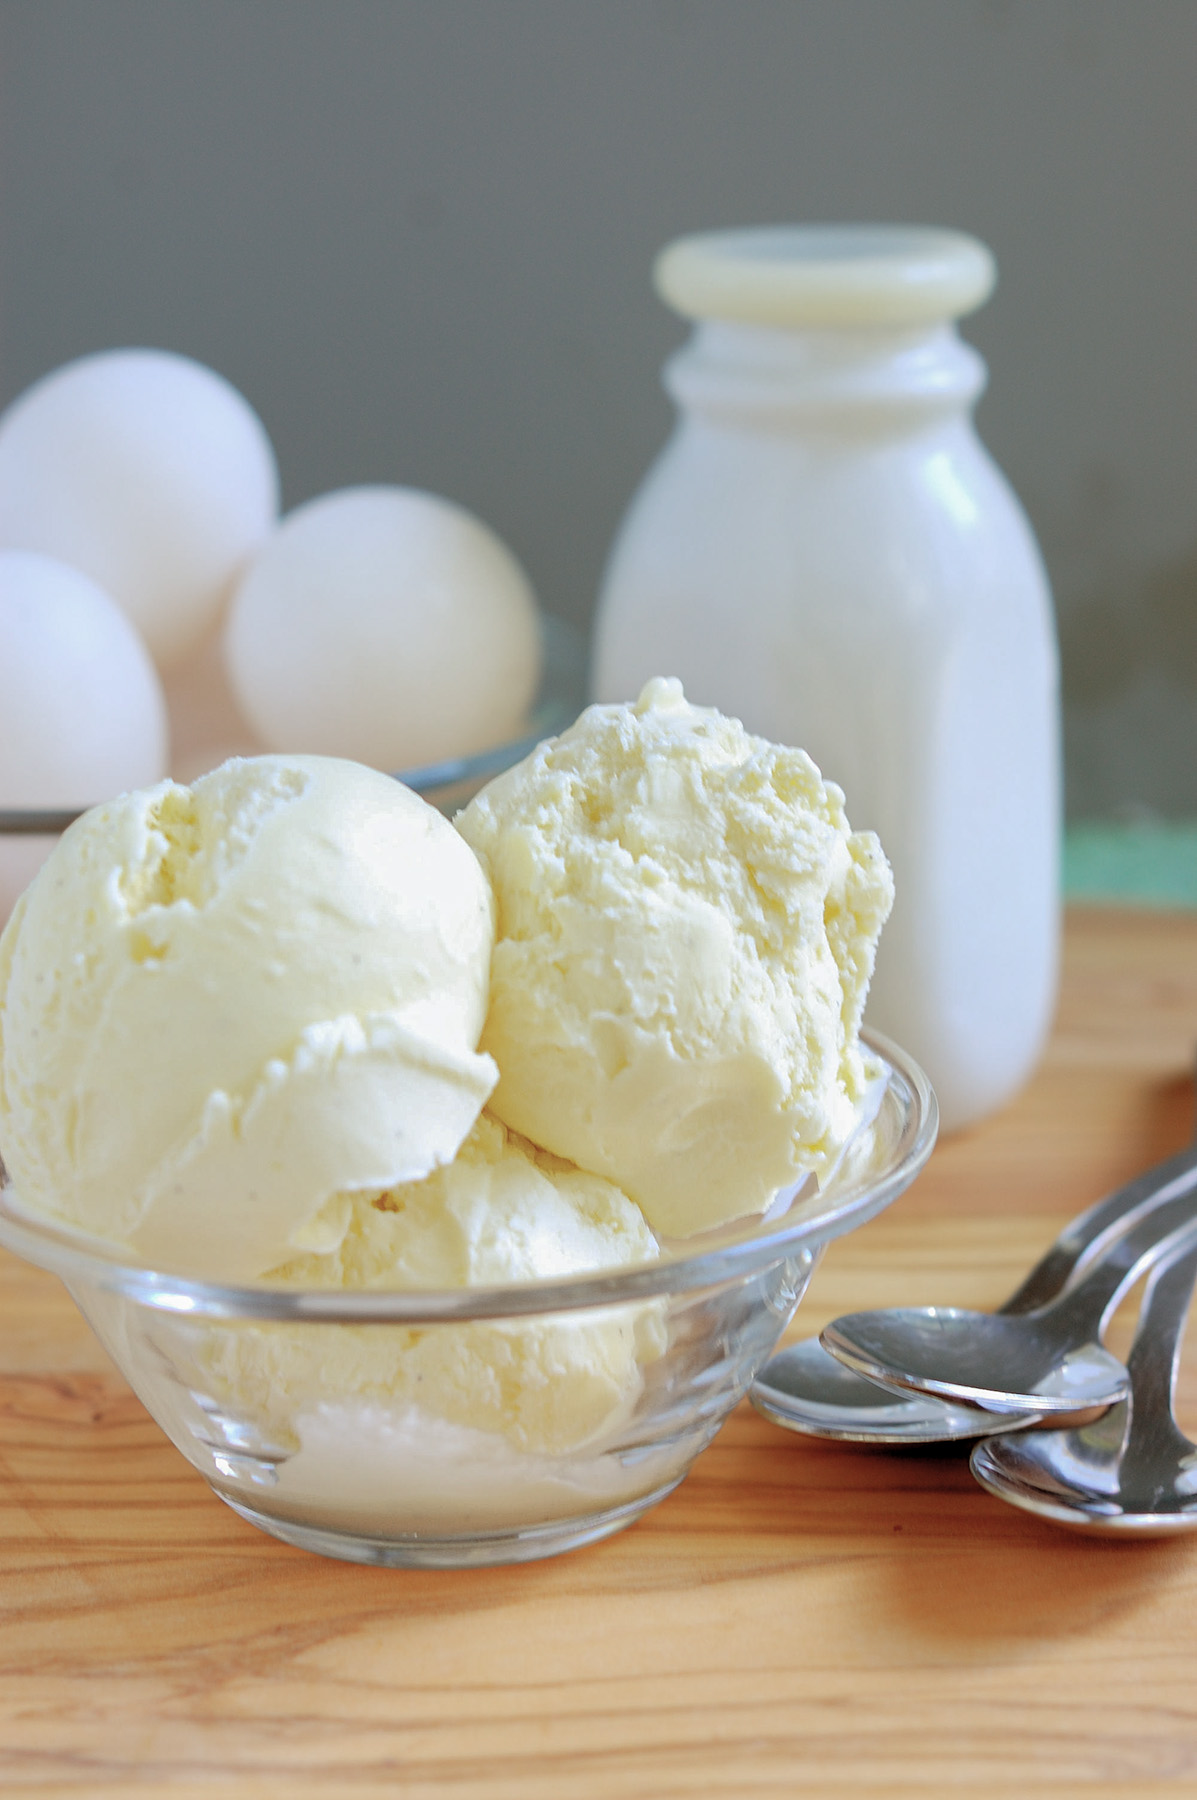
[593,226,1060,1131]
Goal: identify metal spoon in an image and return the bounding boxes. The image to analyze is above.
[970,1230,1197,1533]
[821,1190,1197,1419]
[751,1335,1009,1443]
[753,1137,1197,1442]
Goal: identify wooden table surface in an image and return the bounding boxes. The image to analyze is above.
[5,906,1197,1798]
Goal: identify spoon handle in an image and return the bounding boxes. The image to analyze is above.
[1041,1190,1197,1340]
[1121,1230,1197,1454]
[1002,1140,1197,1316]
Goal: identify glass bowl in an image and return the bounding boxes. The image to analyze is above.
[0,1031,935,1569]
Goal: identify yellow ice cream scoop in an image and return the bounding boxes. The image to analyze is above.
[210,1111,665,1457]
[457,677,893,1237]
[0,753,497,1278]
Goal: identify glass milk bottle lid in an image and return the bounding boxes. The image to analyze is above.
[654,226,996,329]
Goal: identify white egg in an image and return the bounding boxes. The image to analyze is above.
[0,549,169,921]
[224,485,543,770]
[0,349,279,669]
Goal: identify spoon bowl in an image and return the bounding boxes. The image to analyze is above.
[822,1304,1130,1418]
[821,1188,1197,1422]
[751,1336,1043,1443]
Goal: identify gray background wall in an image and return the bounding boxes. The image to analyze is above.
[2,0,1195,821]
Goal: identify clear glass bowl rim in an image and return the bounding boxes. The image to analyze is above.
[0,1030,935,1324]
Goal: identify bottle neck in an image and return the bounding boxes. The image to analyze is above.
[663,319,987,435]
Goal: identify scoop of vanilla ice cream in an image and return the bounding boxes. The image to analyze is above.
[269,1110,660,1288]
[0,755,497,1278]
[200,1111,665,1455]
[456,677,893,1238]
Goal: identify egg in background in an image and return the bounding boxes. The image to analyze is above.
[0,550,169,922]
[224,485,543,772]
[0,348,279,669]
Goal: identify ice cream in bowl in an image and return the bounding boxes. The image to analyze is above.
[0,679,935,1567]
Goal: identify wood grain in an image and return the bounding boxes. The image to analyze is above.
[4,906,1197,1796]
